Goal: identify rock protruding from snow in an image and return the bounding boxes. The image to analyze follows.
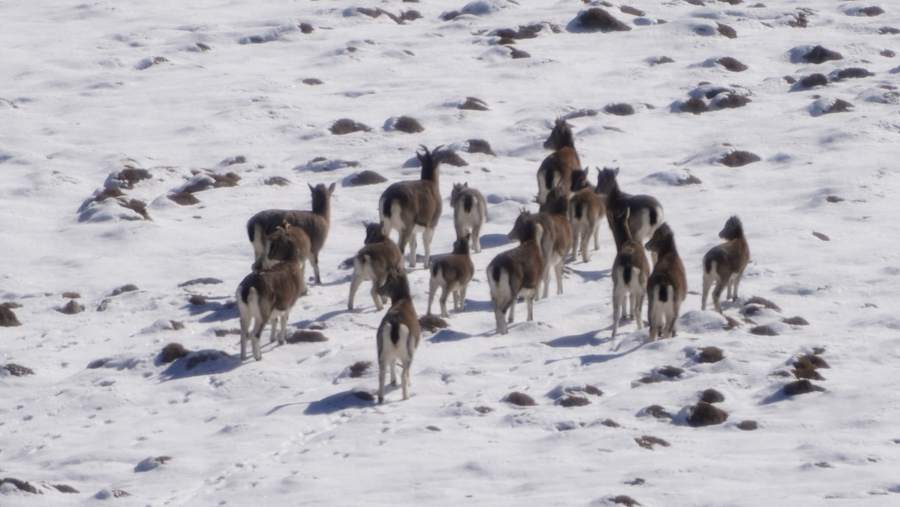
[570,8,632,33]
[675,84,751,114]
[809,98,853,117]
[505,391,536,406]
[642,169,702,186]
[344,170,387,187]
[720,150,761,167]
[458,97,489,111]
[687,402,728,426]
[0,305,21,327]
[330,119,372,135]
[635,435,670,450]
[384,116,424,133]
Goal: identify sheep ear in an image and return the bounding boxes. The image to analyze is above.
[328,182,336,194]
[308,183,315,192]
[614,167,620,176]
[463,182,468,188]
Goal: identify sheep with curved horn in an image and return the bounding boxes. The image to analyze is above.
[595,167,664,250]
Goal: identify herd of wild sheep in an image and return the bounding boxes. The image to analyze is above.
[237,119,750,404]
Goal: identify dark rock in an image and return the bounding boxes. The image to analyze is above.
[635,435,670,450]
[353,391,375,401]
[851,6,884,17]
[688,402,728,426]
[583,384,603,396]
[749,324,779,336]
[505,391,536,406]
[219,155,246,166]
[466,139,495,156]
[0,478,39,494]
[208,171,240,188]
[792,362,824,380]
[601,419,620,428]
[348,361,371,378]
[658,366,684,378]
[440,10,460,21]
[745,296,780,311]
[62,291,81,299]
[286,330,328,343]
[436,150,468,167]
[1,302,21,309]
[195,43,211,51]
[179,278,223,287]
[833,68,874,81]
[118,198,150,220]
[52,484,79,493]
[170,320,184,330]
[388,116,424,133]
[611,495,641,506]
[681,97,708,114]
[419,314,448,332]
[330,119,371,135]
[213,328,240,337]
[169,191,200,205]
[299,22,314,33]
[562,108,598,120]
[685,0,705,5]
[880,27,900,35]
[639,405,672,419]
[604,103,635,115]
[87,358,110,369]
[493,24,546,40]
[474,405,494,414]
[717,23,737,38]
[783,316,809,326]
[825,195,844,203]
[426,425,441,432]
[798,73,828,89]
[784,75,797,84]
[788,13,808,28]
[134,455,171,472]
[113,284,138,297]
[459,97,489,111]
[508,47,530,59]
[3,363,34,376]
[185,351,228,370]
[302,78,323,85]
[697,346,724,363]
[737,420,758,431]
[713,93,751,110]
[625,478,645,486]
[159,343,189,364]
[812,231,830,241]
[0,305,21,327]
[136,56,168,70]
[559,395,590,407]
[59,300,85,315]
[717,56,747,72]
[804,46,843,64]
[720,151,761,167]
[700,388,725,403]
[620,6,645,16]
[188,294,207,306]
[573,8,632,33]
[783,379,825,396]
[648,56,674,66]
[401,10,422,22]
[345,170,388,187]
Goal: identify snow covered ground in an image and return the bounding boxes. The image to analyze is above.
[2,0,900,504]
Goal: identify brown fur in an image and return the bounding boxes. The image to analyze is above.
[348,223,403,311]
[702,216,750,313]
[611,208,650,337]
[375,268,421,403]
[568,186,606,262]
[427,236,475,317]
[537,119,581,205]
[595,167,664,249]
[645,224,687,340]
[531,188,573,298]
[488,220,545,334]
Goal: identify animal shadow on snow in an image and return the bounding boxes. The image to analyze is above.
[429,329,475,343]
[546,341,646,366]
[303,390,375,415]
[478,233,511,250]
[568,267,610,283]
[159,349,242,381]
[543,329,611,348]
[186,297,239,323]
[294,308,349,328]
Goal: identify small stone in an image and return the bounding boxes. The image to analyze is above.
[851,6,884,17]
[880,27,900,35]
[419,314,449,332]
[700,389,725,403]
[583,384,603,396]
[213,328,240,337]
[559,395,590,407]
[0,478,39,494]
[745,296,780,311]
[62,291,81,299]
[52,484,79,494]
[345,170,388,187]
[639,405,672,419]
[0,305,21,327]
[435,150,468,167]
[285,330,328,343]
[459,97,489,111]
[299,22,314,33]
[330,119,371,135]
[505,391,536,406]
[611,495,641,506]
[625,478,645,486]
[574,8,632,33]
[688,402,729,426]
[783,316,809,326]
[798,73,828,89]
[59,300,85,315]
[658,366,684,378]
[508,47,530,59]
[681,97,708,114]
[718,56,748,72]
[737,420,758,431]
[717,23,737,38]
[134,456,172,472]
[812,231,830,241]
[159,343,189,364]
[604,103,635,116]
[804,46,843,64]
[648,56,674,66]
[3,363,35,376]
[620,6,645,16]
[111,284,139,296]
[783,379,825,396]
[169,192,199,205]
[720,151,761,167]
[466,139,495,156]
[635,435,670,450]
[170,320,184,330]
[264,176,290,186]
[188,294,207,306]
[185,350,228,370]
[601,419,620,428]
[349,361,371,378]
[302,78,323,86]
[832,68,874,80]
[387,116,424,133]
[750,324,779,336]
[474,406,494,414]
[825,195,844,203]
[697,346,724,363]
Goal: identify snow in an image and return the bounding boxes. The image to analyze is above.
[2,0,900,505]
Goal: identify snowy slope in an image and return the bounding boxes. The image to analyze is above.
[2,0,900,505]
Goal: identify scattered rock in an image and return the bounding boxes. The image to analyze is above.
[648,56,674,66]
[559,395,590,407]
[330,119,371,135]
[299,157,360,172]
[720,151,761,167]
[474,406,494,414]
[286,330,328,343]
[349,361,371,378]
[345,170,388,187]
[168,191,199,206]
[688,402,729,427]
[700,388,725,404]
[635,435,670,450]
[0,477,39,494]
[611,495,641,506]
[640,366,684,383]
[783,316,809,326]
[466,139,495,156]
[750,324,780,336]
[299,22,314,33]
[58,300,85,315]
[572,8,632,33]
[95,489,131,499]
[185,350,229,371]
[111,284,139,297]
[601,419,620,428]
[825,195,844,203]
[583,385,603,396]
[0,305,21,327]
[639,405,672,419]
[737,420,758,431]
[697,346,724,363]
[135,56,168,70]
[797,73,828,89]
[624,478,645,486]
[188,294,207,306]
[419,314,448,332]
[213,328,240,337]
[505,391,536,406]
[492,24,549,40]
[434,150,468,167]
[681,97,708,114]
[459,97,489,111]
[385,116,424,133]
[832,68,874,81]
[812,231,830,241]
[717,23,737,38]
[788,12,808,28]
[134,456,171,472]
[745,296,780,312]
[604,103,635,116]
[848,6,884,17]
[561,108,598,120]
[880,26,900,35]
[51,484,79,494]
[717,56,748,72]
[508,46,530,59]
[783,379,825,396]
[803,46,843,64]
[62,291,81,299]
[620,6,645,17]
[3,363,34,377]
[302,78,323,85]
[159,343,189,364]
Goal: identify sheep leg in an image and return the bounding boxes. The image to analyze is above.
[555,261,564,295]
[348,271,362,311]
[378,359,387,404]
[526,294,534,322]
[390,360,398,386]
[701,272,713,311]
[401,360,411,401]
[423,227,435,268]
[439,286,450,318]
[472,223,482,253]
[426,277,437,315]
